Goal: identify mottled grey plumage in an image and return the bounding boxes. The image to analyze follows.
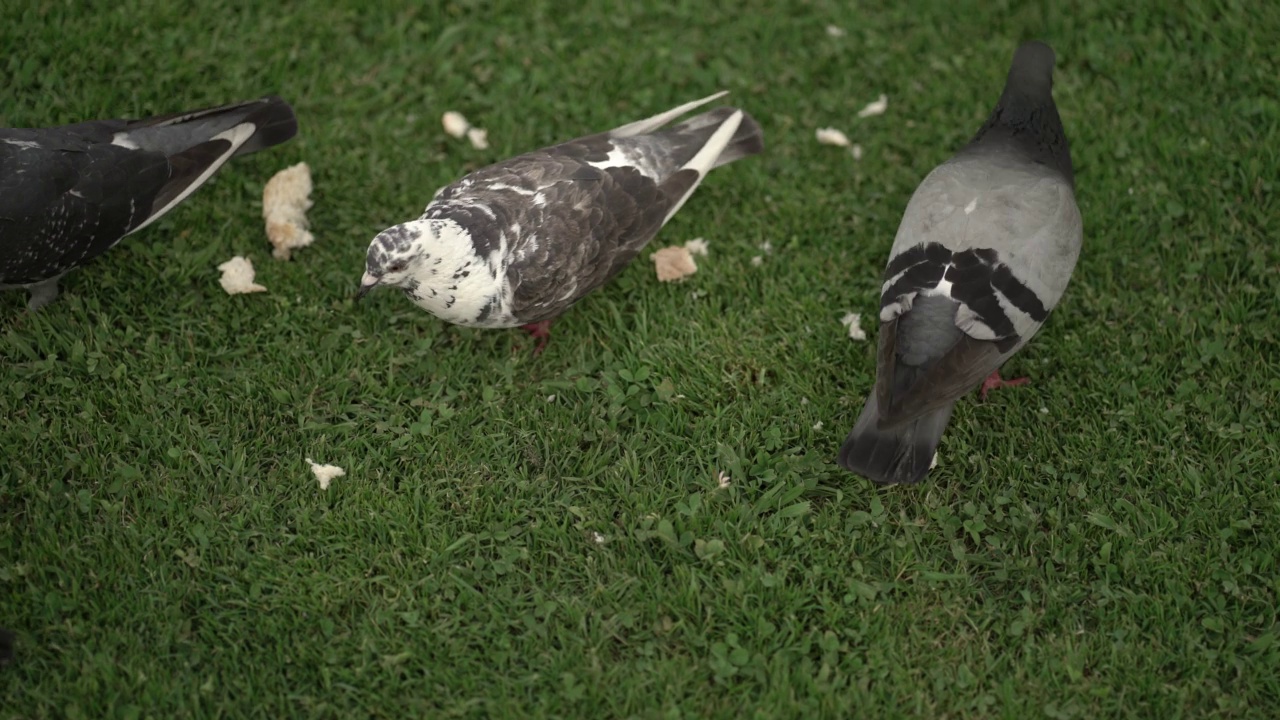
[839,41,1084,485]
[1,96,298,309]
[360,92,763,350]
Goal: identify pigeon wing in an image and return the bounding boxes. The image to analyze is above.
[493,154,672,322]
[0,130,170,284]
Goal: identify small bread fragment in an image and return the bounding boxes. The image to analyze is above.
[683,238,709,256]
[442,111,489,149]
[651,245,698,282]
[840,312,867,341]
[466,127,489,150]
[217,256,266,295]
[857,94,889,118]
[442,111,470,138]
[306,457,345,490]
[816,127,851,147]
[262,162,315,261]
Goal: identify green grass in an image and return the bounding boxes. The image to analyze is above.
[2,0,1278,716]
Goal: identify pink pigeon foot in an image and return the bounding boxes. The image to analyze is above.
[519,320,554,355]
[979,370,1030,400]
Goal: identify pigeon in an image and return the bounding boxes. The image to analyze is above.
[0,627,12,666]
[1,96,298,310]
[358,91,763,353]
[838,41,1083,485]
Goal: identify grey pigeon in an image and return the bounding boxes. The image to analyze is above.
[838,41,1083,485]
[358,91,763,353]
[1,96,298,309]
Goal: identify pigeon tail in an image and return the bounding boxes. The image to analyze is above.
[120,97,298,235]
[116,95,298,159]
[668,106,765,170]
[656,110,745,225]
[838,392,953,485]
[607,91,729,138]
[127,123,258,235]
[840,294,962,483]
[226,96,299,157]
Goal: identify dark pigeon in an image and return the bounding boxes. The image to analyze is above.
[1,95,298,309]
[0,627,13,666]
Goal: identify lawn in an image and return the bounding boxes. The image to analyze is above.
[2,0,1278,717]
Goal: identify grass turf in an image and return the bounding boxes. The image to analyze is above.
[2,0,1279,716]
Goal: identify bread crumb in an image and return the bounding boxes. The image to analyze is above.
[750,255,763,267]
[590,531,606,544]
[306,458,345,490]
[216,256,266,294]
[442,111,470,138]
[825,24,846,37]
[716,470,731,490]
[840,312,867,341]
[857,94,889,118]
[816,127,851,147]
[851,144,864,160]
[684,237,709,256]
[812,421,824,431]
[262,162,314,261]
[466,127,489,150]
[651,245,698,282]
[759,240,773,254]
[929,452,939,470]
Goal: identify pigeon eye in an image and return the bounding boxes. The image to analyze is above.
[388,261,406,273]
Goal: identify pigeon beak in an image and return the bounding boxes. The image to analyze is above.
[357,272,379,300]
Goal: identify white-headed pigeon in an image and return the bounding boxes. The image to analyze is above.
[358,91,763,353]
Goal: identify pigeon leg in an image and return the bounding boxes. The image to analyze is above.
[979,370,1030,400]
[519,320,554,355]
[25,278,61,311]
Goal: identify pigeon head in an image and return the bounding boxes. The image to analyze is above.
[358,217,482,303]
[358,221,431,299]
[1005,41,1057,98]
[358,212,510,326]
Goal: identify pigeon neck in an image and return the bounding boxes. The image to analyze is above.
[964,76,1074,188]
